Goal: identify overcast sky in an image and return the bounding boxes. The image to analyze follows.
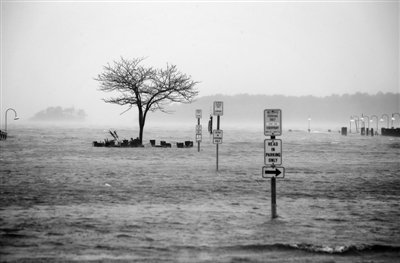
[1,0,399,124]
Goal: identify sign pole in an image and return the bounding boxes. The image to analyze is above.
[270,135,277,218]
[195,109,202,152]
[216,144,219,171]
[262,109,284,220]
[216,115,220,171]
[271,176,277,218]
[197,118,200,152]
[213,101,223,172]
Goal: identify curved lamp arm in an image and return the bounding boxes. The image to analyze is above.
[5,108,19,132]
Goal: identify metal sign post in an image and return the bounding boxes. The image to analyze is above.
[213,101,223,171]
[262,109,284,219]
[195,109,202,152]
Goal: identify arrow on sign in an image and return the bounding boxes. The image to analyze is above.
[265,168,281,176]
[262,167,285,179]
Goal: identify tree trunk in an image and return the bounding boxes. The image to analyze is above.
[138,107,148,145]
[138,107,144,145]
[139,123,144,145]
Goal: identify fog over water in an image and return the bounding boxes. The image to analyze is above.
[15,92,399,132]
[1,1,399,125]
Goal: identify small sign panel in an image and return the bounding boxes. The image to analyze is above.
[196,125,202,134]
[213,101,224,116]
[262,166,285,178]
[195,109,202,119]
[264,139,282,166]
[264,109,282,136]
[196,134,202,142]
[213,129,223,144]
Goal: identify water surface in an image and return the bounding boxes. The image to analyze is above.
[1,125,399,262]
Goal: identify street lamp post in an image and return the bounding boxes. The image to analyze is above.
[364,115,370,129]
[380,114,389,129]
[370,115,378,135]
[361,114,370,129]
[352,115,360,133]
[360,114,368,135]
[392,113,400,128]
[5,108,19,132]
[350,116,354,133]
[360,115,364,135]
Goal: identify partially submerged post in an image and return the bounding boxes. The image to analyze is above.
[0,130,7,140]
[213,101,223,171]
[262,109,285,219]
[195,109,202,152]
[271,176,277,218]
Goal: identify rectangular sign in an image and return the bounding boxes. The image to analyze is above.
[196,134,202,142]
[213,101,224,116]
[264,139,282,166]
[195,109,202,119]
[264,109,282,136]
[262,166,285,178]
[196,124,202,134]
[213,129,223,144]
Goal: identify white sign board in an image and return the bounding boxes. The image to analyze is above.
[213,129,223,144]
[264,109,282,136]
[264,139,282,166]
[196,125,202,134]
[195,109,202,119]
[196,134,202,142]
[213,101,224,116]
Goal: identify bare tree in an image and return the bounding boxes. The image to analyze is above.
[95,57,199,144]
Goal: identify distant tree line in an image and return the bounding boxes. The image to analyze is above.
[31,106,87,121]
[149,92,399,126]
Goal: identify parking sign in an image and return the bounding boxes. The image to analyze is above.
[264,109,282,136]
[213,101,223,116]
[213,129,223,144]
[195,109,202,119]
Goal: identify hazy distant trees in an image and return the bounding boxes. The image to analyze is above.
[31,106,86,121]
[148,92,399,128]
[95,57,199,144]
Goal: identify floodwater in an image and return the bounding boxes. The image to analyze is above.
[1,125,399,262]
